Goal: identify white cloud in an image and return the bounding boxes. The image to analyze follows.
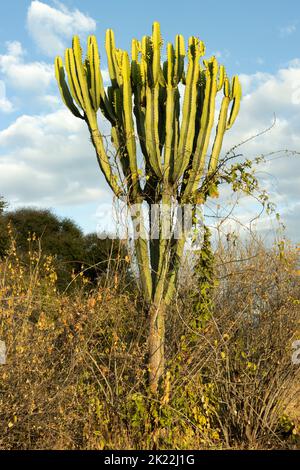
[211,49,230,60]
[6,41,23,57]
[0,81,13,113]
[0,109,110,206]
[224,62,300,150]
[212,50,222,59]
[0,41,53,92]
[0,56,300,239]
[39,94,60,108]
[280,23,297,37]
[217,60,300,241]
[27,0,96,57]
[238,71,272,95]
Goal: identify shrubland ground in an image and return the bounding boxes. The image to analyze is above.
[0,221,299,450]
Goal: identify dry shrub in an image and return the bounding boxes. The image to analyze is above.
[0,230,299,449]
[168,236,300,448]
[210,239,300,448]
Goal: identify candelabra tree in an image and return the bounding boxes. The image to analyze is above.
[55,22,241,392]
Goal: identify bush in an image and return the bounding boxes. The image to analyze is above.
[82,233,131,287]
[0,208,130,290]
[0,233,299,449]
[0,197,9,259]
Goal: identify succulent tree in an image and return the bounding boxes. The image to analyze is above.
[55,22,241,392]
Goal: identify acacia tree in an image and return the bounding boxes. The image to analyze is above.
[55,23,241,392]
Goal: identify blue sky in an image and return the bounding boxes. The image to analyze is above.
[1,0,299,74]
[1,0,300,241]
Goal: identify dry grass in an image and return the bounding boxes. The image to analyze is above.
[0,231,299,449]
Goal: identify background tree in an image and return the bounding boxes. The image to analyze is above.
[0,197,6,214]
[2,208,84,288]
[0,197,9,259]
[55,22,242,392]
[1,206,130,289]
[83,233,130,286]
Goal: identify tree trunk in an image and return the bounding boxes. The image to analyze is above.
[148,301,165,393]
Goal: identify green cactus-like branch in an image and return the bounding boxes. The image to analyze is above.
[55,57,84,119]
[54,22,241,302]
[55,23,242,393]
[55,23,241,204]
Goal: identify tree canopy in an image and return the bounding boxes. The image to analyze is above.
[0,205,129,290]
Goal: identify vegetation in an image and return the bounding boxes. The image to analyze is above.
[55,22,244,391]
[0,206,129,290]
[0,21,298,452]
[0,225,299,449]
[0,198,9,259]
[0,198,6,213]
